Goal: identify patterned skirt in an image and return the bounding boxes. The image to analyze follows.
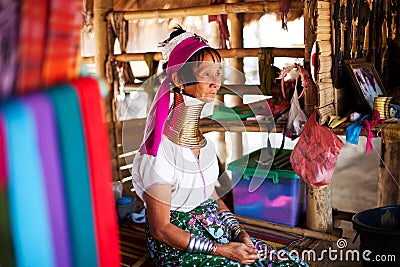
[145,199,308,267]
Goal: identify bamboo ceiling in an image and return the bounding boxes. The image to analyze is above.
[112,0,304,23]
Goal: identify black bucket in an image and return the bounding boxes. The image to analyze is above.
[352,205,400,267]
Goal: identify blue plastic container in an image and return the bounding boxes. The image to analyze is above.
[228,148,306,227]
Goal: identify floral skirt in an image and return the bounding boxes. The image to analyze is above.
[145,199,308,267]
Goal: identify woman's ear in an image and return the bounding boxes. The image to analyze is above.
[171,72,183,88]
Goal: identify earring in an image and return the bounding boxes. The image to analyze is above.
[180,87,184,94]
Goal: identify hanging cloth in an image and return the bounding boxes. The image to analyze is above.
[23,94,72,267]
[41,0,81,86]
[346,114,370,145]
[258,47,274,96]
[72,77,120,267]
[47,85,98,267]
[279,0,290,30]
[106,12,135,85]
[2,100,55,267]
[363,109,384,153]
[0,117,16,267]
[0,0,18,99]
[16,0,48,94]
[209,0,230,48]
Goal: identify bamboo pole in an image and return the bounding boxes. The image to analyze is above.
[226,0,245,161]
[306,184,333,233]
[94,0,113,78]
[94,0,120,180]
[112,1,304,21]
[110,47,305,62]
[236,215,340,242]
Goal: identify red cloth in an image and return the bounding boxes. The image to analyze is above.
[209,0,230,48]
[363,109,384,153]
[73,77,120,267]
[41,0,81,86]
[16,0,48,94]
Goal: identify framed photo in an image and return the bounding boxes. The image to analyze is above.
[346,62,387,111]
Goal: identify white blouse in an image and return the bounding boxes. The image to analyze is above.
[131,135,219,212]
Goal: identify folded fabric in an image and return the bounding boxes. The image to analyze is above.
[72,77,120,267]
[47,85,98,267]
[2,99,55,267]
[23,94,72,267]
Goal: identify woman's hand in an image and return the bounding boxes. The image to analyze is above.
[215,242,259,265]
[235,230,255,249]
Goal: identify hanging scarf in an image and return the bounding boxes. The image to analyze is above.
[209,0,230,48]
[23,94,72,267]
[47,85,98,267]
[73,78,120,267]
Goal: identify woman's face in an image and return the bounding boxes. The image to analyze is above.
[183,52,222,102]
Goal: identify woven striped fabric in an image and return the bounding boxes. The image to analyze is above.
[16,0,48,94]
[41,0,81,86]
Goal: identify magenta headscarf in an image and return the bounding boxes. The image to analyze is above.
[139,34,211,156]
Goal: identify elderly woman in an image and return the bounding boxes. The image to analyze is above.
[131,26,308,267]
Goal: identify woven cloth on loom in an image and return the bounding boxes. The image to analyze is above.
[118,218,318,267]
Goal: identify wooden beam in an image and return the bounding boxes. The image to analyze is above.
[111,47,305,62]
[112,1,304,21]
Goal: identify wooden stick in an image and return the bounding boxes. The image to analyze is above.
[236,215,340,242]
[112,47,305,62]
[111,1,304,21]
[131,253,150,267]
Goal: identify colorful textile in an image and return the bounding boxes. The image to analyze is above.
[363,109,384,152]
[47,85,98,267]
[73,77,120,267]
[23,94,72,267]
[16,0,48,94]
[146,199,308,267]
[41,0,81,86]
[0,117,15,267]
[2,99,55,267]
[0,0,18,99]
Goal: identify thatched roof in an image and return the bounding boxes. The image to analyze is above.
[112,0,303,23]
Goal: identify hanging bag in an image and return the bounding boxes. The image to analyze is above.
[290,109,344,187]
[285,83,308,139]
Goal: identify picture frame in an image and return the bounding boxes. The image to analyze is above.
[346,62,387,111]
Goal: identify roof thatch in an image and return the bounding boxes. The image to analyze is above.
[112,0,303,23]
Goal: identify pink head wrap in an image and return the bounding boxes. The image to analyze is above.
[139,35,211,156]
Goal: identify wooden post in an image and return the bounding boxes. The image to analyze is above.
[226,0,244,161]
[94,0,119,181]
[378,142,400,206]
[303,0,317,115]
[94,0,113,78]
[306,184,334,233]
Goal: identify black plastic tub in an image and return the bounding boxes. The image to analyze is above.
[352,205,400,267]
